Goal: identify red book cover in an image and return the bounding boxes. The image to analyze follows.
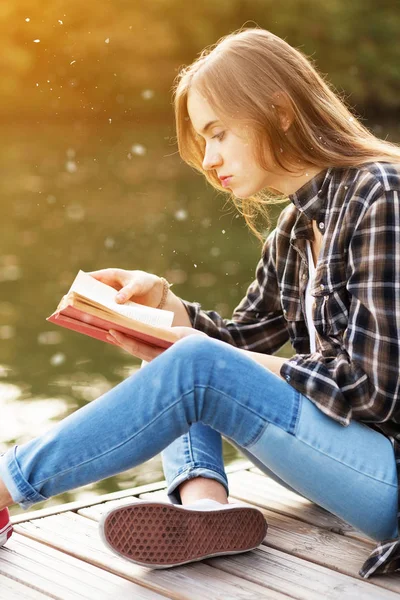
[47,304,178,349]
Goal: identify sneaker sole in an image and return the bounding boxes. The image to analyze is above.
[100,501,267,568]
[0,523,13,547]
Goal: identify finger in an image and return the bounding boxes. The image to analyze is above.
[88,269,122,287]
[115,277,146,303]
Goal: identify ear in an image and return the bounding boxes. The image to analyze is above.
[272,93,294,132]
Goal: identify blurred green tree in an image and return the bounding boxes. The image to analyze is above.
[1,0,398,119]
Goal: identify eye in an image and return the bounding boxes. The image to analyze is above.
[212,131,225,141]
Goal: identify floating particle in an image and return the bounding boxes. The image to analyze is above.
[50,352,66,366]
[131,144,146,156]
[33,39,40,43]
[105,38,110,44]
[65,160,77,173]
[141,89,154,100]
[104,237,115,249]
[66,203,85,221]
[174,209,188,221]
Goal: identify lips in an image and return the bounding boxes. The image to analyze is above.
[219,175,233,188]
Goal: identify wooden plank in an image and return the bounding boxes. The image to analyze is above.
[78,496,140,521]
[10,480,168,524]
[228,470,369,541]
[235,501,400,596]
[206,546,400,600]
[1,532,166,599]
[14,512,289,600]
[0,573,52,600]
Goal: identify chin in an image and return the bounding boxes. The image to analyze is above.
[232,187,260,199]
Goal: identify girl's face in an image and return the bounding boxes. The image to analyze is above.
[187,88,280,198]
[187,88,323,198]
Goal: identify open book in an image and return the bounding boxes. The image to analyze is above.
[47,271,179,349]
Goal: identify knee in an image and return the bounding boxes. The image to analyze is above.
[172,333,217,357]
[167,334,233,376]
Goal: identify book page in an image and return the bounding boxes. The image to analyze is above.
[68,271,174,328]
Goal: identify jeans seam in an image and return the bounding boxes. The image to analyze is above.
[291,390,302,435]
[294,435,398,487]
[186,429,195,464]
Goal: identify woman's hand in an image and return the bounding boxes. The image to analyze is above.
[88,268,164,308]
[107,326,207,362]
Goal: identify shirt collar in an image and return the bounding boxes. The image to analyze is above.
[289,168,332,221]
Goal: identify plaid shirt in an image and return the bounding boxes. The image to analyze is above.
[182,162,400,578]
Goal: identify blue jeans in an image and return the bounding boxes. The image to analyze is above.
[0,336,397,541]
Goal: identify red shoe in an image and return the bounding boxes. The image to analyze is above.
[0,508,12,546]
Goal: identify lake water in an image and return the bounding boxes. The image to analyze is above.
[1,119,397,514]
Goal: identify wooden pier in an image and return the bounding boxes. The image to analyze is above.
[1,461,400,599]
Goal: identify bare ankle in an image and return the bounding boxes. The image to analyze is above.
[179,477,228,505]
[0,477,13,510]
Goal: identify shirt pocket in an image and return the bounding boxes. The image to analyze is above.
[312,259,350,338]
[281,288,303,323]
[280,287,308,350]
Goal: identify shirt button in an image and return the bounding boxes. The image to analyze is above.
[320,284,325,291]
[319,222,325,230]
[302,273,308,280]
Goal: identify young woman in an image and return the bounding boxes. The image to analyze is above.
[1,28,400,578]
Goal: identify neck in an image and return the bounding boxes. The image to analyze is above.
[269,166,326,196]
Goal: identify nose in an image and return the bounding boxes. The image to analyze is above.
[202,145,222,171]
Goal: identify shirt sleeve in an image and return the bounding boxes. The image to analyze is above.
[180,229,289,354]
[281,189,400,426]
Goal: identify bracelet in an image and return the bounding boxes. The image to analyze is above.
[157,277,173,309]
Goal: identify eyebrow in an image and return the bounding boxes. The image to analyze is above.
[200,120,220,134]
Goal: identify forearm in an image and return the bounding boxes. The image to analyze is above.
[163,290,193,327]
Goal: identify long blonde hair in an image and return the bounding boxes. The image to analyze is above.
[173,28,400,240]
